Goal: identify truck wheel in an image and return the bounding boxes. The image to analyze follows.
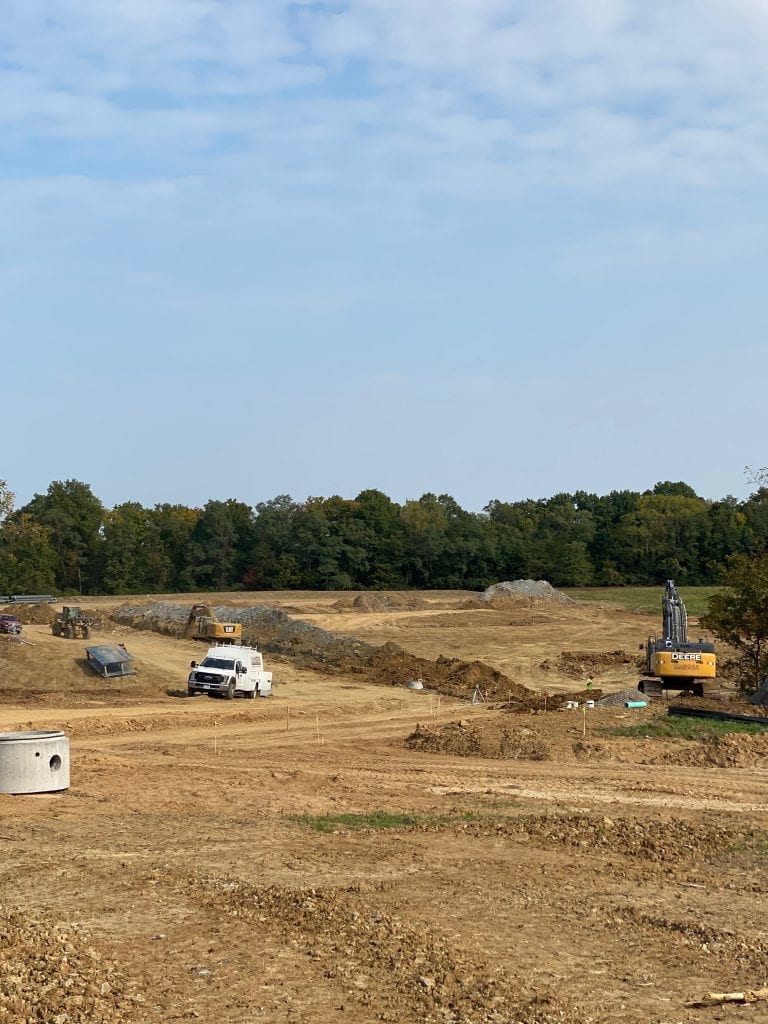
[187,689,196,697]
[226,681,235,700]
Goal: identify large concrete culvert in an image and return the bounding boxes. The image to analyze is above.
[0,731,70,794]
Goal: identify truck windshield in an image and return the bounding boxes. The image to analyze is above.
[200,657,236,670]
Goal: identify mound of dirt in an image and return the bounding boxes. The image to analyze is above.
[478,580,574,605]
[188,877,580,1024]
[0,905,143,1022]
[1,603,56,625]
[671,696,768,718]
[0,637,171,705]
[0,604,113,629]
[463,813,744,865]
[572,740,609,760]
[334,593,429,613]
[406,719,550,760]
[362,648,541,703]
[545,649,635,679]
[650,733,768,768]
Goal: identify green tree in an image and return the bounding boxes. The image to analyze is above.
[102,503,173,593]
[651,481,699,498]
[0,480,13,521]
[0,514,57,593]
[532,493,595,585]
[701,554,768,691]
[182,500,253,590]
[485,499,534,580]
[400,494,449,587]
[22,480,105,593]
[245,496,301,589]
[154,504,201,589]
[353,489,406,588]
[610,494,708,584]
[577,489,640,583]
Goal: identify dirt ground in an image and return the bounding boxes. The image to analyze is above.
[0,593,766,1023]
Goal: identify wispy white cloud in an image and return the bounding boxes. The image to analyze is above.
[0,0,766,291]
[1,0,767,198]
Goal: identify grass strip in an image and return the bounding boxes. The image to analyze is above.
[602,717,768,740]
[567,586,719,616]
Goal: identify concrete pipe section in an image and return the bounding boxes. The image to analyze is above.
[0,731,70,794]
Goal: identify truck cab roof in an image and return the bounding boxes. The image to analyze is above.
[205,644,262,657]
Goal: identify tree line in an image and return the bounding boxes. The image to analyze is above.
[1,478,767,596]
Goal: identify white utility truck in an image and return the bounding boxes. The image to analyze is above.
[187,645,272,699]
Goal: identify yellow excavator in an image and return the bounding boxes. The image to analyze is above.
[184,605,242,645]
[639,580,716,698]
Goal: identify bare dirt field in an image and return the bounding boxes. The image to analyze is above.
[0,592,766,1023]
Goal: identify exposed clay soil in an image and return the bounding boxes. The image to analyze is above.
[0,591,759,1024]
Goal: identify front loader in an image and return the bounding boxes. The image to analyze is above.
[51,606,91,640]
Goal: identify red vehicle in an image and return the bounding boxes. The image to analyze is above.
[0,614,22,635]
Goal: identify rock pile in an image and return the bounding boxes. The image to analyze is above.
[0,906,144,1022]
[478,580,575,605]
[188,876,579,1023]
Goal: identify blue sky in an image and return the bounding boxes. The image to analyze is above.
[2,0,767,511]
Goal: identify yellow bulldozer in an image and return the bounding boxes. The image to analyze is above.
[639,580,717,698]
[184,605,242,645]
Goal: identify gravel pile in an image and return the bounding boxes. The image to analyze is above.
[596,687,647,707]
[0,906,144,1022]
[478,580,574,604]
[113,602,372,663]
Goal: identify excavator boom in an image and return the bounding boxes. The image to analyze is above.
[662,580,688,645]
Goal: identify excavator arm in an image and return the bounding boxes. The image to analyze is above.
[662,579,688,645]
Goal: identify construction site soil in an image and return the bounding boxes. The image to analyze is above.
[0,590,765,1023]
